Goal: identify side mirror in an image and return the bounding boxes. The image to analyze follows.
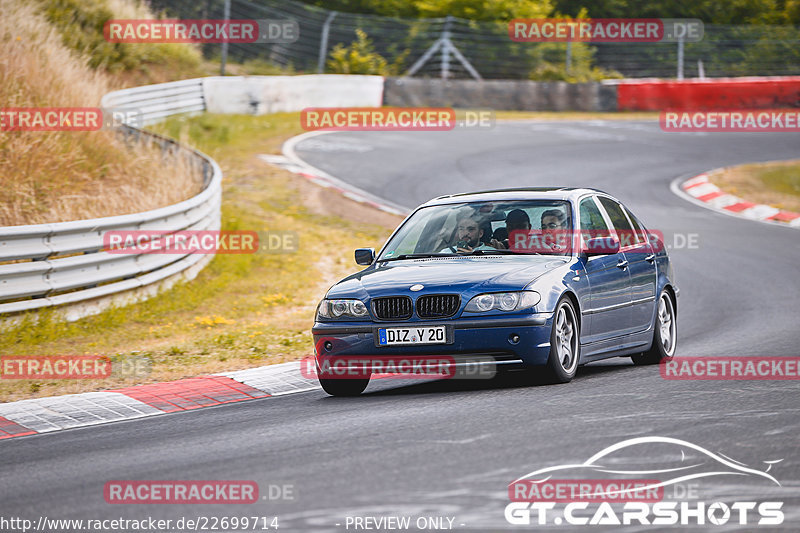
[354,248,375,265]
[584,236,620,256]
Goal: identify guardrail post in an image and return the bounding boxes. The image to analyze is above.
[317,11,338,74]
[220,0,231,75]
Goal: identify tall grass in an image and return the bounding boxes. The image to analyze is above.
[39,0,207,86]
[0,0,203,226]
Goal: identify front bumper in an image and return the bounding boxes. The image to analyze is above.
[312,313,554,367]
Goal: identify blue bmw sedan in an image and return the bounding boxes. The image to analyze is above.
[312,188,678,396]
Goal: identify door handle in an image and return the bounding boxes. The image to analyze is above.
[645,254,655,263]
[616,260,629,269]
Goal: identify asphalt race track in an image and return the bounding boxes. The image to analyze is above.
[3,120,799,531]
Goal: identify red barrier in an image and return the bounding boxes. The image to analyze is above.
[615,77,800,110]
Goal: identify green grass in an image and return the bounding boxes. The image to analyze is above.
[153,112,303,161]
[759,164,800,198]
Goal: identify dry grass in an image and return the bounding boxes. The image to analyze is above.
[709,160,800,213]
[0,0,203,226]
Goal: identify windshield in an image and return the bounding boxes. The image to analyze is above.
[377,200,573,260]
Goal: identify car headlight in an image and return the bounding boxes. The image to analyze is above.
[464,291,540,313]
[317,299,370,319]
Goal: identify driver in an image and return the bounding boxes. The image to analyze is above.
[440,213,495,253]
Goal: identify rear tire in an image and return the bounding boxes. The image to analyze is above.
[632,290,676,365]
[544,297,580,383]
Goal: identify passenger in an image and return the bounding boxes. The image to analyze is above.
[539,208,569,252]
[541,208,568,232]
[490,209,531,250]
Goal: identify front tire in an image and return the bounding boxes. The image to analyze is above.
[632,290,677,365]
[544,297,581,383]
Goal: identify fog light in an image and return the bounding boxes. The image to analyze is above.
[324,341,333,351]
[509,334,520,344]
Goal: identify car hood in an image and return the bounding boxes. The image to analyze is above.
[327,255,570,299]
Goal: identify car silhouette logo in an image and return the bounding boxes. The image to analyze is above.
[511,436,782,499]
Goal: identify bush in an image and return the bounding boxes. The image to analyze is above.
[327,29,408,75]
[528,41,623,82]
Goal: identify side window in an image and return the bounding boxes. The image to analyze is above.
[579,197,611,237]
[598,197,637,248]
[623,206,646,244]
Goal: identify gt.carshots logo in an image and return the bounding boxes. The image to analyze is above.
[505,437,784,527]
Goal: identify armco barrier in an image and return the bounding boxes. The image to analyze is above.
[0,75,383,321]
[0,126,222,320]
[383,77,618,111]
[383,76,800,111]
[101,75,384,121]
[101,78,206,125]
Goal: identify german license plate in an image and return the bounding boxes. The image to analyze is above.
[378,326,447,346]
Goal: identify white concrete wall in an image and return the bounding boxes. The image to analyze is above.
[202,75,385,115]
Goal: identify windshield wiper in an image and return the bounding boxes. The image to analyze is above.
[467,249,530,255]
[379,253,457,262]
[379,249,540,261]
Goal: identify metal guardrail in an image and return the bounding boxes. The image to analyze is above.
[0,81,221,318]
[103,78,206,125]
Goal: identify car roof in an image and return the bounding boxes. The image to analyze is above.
[422,187,610,206]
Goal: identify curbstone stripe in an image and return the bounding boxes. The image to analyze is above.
[678,172,800,228]
[0,362,320,441]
